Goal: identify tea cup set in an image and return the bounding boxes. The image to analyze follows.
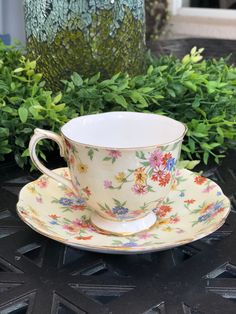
[17,112,230,253]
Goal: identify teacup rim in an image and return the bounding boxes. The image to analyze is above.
[61,112,188,150]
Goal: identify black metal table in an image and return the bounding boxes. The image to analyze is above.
[0,39,236,314]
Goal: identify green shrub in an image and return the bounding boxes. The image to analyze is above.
[62,47,236,165]
[0,41,76,167]
[0,41,235,168]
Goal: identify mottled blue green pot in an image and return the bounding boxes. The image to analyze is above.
[24,0,146,90]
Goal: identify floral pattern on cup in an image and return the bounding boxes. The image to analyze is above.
[103,149,176,194]
[63,140,182,222]
[103,149,122,163]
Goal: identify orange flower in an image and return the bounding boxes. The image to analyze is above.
[200,203,213,214]
[184,199,196,204]
[194,175,207,185]
[151,169,164,182]
[171,180,177,190]
[69,155,75,164]
[158,205,172,217]
[71,204,86,211]
[49,214,60,219]
[75,236,93,240]
[134,167,147,185]
[159,173,171,187]
[161,153,172,166]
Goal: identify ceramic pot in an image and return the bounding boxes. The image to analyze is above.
[24,0,146,89]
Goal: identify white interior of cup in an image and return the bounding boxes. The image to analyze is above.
[61,112,186,148]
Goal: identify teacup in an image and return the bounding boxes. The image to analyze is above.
[29,112,187,235]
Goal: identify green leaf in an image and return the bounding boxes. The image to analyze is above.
[147,65,153,75]
[71,72,83,86]
[188,138,195,152]
[89,72,100,84]
[54,92,62,104]
[103,157,112,161]
[18,107,28,123]
[177,160,200,170]
[21,148,30,157]
[217,126,224,137]
[183,81,197,92]
[29,60,36,69]
[113,95,128,108]
[15,137,25,148]
[181,144,191,153]
[203,151,209,164]
[13,67,24,73]
[167,89,176,98]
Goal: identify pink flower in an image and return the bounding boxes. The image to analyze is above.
[176,228,184,233]
[36,196,42,203]
[138,233,151,239]
[83,186,91,197]
[72,219,83,227]
[132,184,148,195]
[203,185,216,193]
[71,219,89,228]
[169,216,180,224]
[107,150,121,158]
[148,150,163,168]
[104,180,112,189]
[63,225,76,232]
[175,169,181,177]
[37,178,47,188]
[65,191,76,198]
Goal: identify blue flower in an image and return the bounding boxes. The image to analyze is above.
[59,197,73,206]
[213,200,223,211]
[74,198,86,205]
[166,158,175,171]
[123,242,138,247]
[112,206,129,216]
[179,191,185,197]
[50,220,58,225]
[198,214,211,222]
[216,191,222,196]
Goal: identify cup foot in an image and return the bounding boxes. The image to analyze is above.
[90,211,157,236]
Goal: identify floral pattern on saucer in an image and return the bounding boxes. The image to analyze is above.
[17,168,231,254]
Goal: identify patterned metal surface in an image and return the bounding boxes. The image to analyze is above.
[0,39,235,313]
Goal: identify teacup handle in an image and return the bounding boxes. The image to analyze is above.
[29,128,76,193]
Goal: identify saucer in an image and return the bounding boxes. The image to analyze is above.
[17,168,231,254]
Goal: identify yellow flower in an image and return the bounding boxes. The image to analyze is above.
[163,226,172,232]
[171,180,177,191]
[134,167,147,185]
[77,163,88,173]
[115,172,126,183]
[27,185,37,194]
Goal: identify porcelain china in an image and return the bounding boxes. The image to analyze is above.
[29,112,187,235]
[17,167,230,254]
